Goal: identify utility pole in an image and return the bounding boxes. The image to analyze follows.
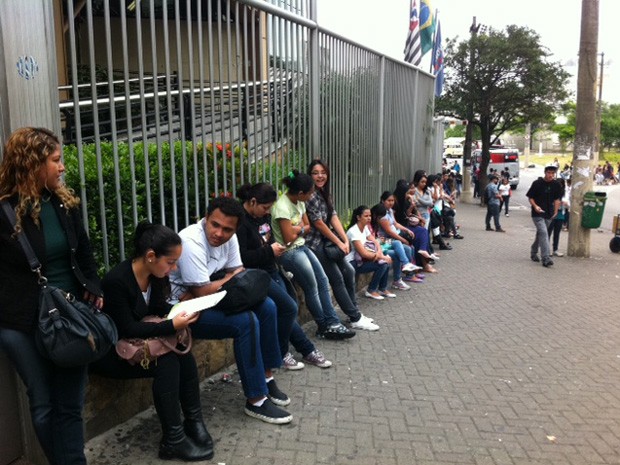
[568,0,599,258]
[460,16,479,204]
[594,51,604,156]
[524,123,531,170]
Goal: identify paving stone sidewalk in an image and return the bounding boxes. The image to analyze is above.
[86,200,620,465]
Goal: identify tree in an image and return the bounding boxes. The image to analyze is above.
[600,103,620,151]
[552,101,577,152]
[436,25,569,189]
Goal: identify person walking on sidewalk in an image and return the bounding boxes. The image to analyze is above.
[527,165,563,267]
[498,177,511,216]
[485,175,505,232]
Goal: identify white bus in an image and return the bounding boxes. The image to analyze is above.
[472,147,520,189]
[443,137,464,158]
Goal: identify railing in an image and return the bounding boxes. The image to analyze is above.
[57,0,435,270]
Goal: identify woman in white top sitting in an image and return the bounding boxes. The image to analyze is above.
[346,205,393,301]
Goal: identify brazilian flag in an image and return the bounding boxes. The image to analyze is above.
[420,0,435,56]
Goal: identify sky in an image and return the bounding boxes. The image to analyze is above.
[316,0,620,104]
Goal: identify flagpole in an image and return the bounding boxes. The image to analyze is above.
[429,9,438,74]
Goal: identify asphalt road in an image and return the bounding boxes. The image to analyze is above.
[448,158,620,233]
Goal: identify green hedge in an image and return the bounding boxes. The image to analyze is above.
[63,141,306,274]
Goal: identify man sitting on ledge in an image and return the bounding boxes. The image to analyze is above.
[170,197,292,425]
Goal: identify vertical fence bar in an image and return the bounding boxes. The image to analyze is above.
[148,0,166,225]
[85,0,110,268]
[206,0,218,198]
[185,0,200,221]
[134,4,153,223]
[120,0,139,230]
[103,0,125,261]
[173,0,189,227]
[64,0,88,228]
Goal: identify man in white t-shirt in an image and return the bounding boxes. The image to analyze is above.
[169,197,292,425]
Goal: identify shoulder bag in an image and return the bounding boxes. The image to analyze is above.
[323,240,346,261]
[115,316,192,370]
[1,201,118,368]
[211,268,271,314]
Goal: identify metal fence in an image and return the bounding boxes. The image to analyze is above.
[54,0,435,269]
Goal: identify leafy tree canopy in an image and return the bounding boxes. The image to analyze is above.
[436,25,570,176]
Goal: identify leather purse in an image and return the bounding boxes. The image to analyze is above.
[115,316,192,370]
[1,201,118,368]
[323,240,346,261]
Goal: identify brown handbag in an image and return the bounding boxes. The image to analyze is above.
[115,316,192,369]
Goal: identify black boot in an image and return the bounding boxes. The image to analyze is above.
[180,377,214,453]
[155,392,214,461]
[434,233,452,250]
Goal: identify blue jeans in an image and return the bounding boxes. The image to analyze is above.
[0,327,87,465]
[406,225,430,266]
[266,270,315,357]
[279,246,340,331]
[191,297,281,399]
[486,203,501,229]
[267,270,302,357]
[531,216,553,260]
[386,241,412,281]
[312,246,361,321]
[352,260,389,292]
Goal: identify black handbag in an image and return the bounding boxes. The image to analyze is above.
[1,201,118,367]
[323,240,346,261]
[211,269,271,315]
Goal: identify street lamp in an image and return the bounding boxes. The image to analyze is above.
[461,17,484,204]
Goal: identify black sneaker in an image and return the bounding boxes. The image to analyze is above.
[267,379,290,406]
[542,259,554,267]
[320,323,356,340]
[531,255,540,262]
[244,399,293,424]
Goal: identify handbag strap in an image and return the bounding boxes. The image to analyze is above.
[1,200,45,280]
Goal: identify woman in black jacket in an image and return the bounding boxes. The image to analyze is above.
[91,222,213,462]
[236,183,332,369]
[0,127,102,465]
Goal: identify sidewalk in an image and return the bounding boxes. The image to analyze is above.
[86,200,620,465]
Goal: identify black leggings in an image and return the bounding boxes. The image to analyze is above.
[547,218,563,252]
[91,350,199,401]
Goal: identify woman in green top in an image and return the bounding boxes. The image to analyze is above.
[270,170,355,340]
[0,127,102,465]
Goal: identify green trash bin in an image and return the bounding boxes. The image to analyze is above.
[581,191,607,228]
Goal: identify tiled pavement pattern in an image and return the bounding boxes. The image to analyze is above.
[86,199,620,465]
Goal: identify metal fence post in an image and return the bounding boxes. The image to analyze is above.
[309,0,320,157]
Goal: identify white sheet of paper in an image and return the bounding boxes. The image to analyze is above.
[167,291,227,320]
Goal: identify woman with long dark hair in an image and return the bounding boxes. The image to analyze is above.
[91,222,213,461]
[271,170,356,340]
[236,182,332,369]
[347,205,393,300]
[305,160,379,329]
[392,179,436,271]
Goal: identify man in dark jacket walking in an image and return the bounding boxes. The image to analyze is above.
[526,165,563,267]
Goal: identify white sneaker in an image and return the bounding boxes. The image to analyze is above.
[429,253,440,261]
[553,251,564,257]
[379,290,397,298]
[402,263,417,272]
[282,352,305,370]
[392,279,411,291]
[350,314,380,331]
[364,291,384,300]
